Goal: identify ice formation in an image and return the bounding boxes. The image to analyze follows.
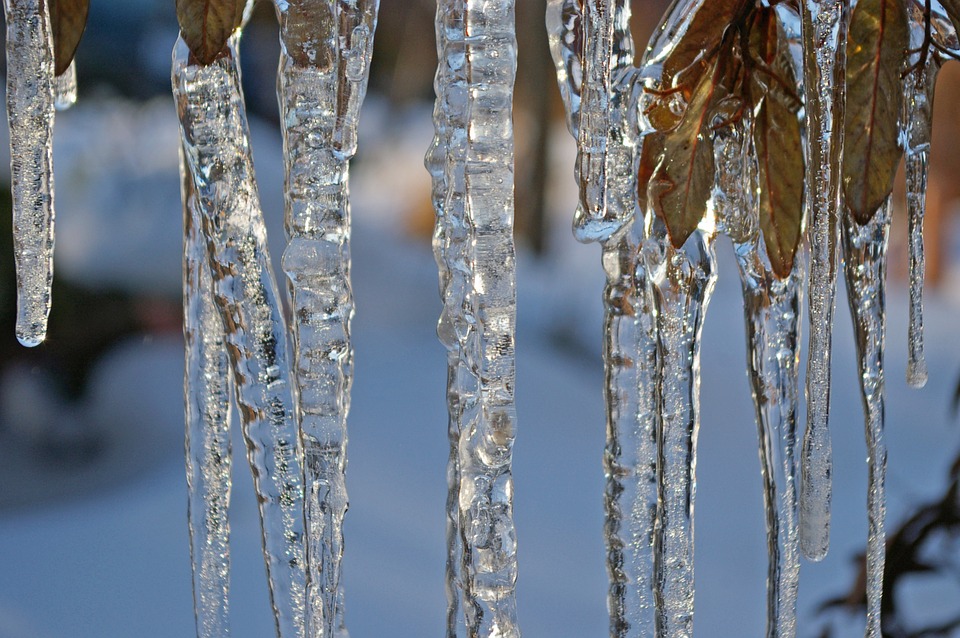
[427,1,522,636]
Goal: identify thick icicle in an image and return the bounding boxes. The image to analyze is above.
[643,218,717,638]
[714,122,802,638]
[173,37,306,638]
[573,0,637,243]
[425,0,466,633]
[798,0,850,562]
[429,1,521,635]
[274,2,379,635]
[54,61,78,111]
[182,148,234,638]
[4,0,56,347]
[901,8,939,388]
[841,200,892,638]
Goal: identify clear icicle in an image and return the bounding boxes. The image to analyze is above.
[548,2,656,633]
[643,218,718,638]
[573,0,636,243]
[714,121,802,638]
[901,13,939,388]
[798,0,850,562]
[54,60,78,111]
[425,1,465,633]
[274,2,379,635]
[429,2,521,635]
[545,0,582,136]
[841,200,892,638]
[4,0,56,347]
[182,148,234,638]
[173,37,306,638]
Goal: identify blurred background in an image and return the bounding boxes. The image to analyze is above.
[1,1,960,636]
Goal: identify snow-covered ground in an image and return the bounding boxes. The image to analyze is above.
[0,94,959,637]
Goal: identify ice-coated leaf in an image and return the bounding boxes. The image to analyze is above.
[938,0,960,32]
[748,7,804,278]
[842,0,909,223]
[175,0,244,65]
[50,0,89,76]
[661,0,751,87]
[643,57,728,248]
[278,0,337,68]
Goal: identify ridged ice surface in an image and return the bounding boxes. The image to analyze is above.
[798,0,849,563]
[902,9,938,389]
[173,37,306,638]
[54,61,77,111]
[275,2,379,635]
[842,200,891,638]
[545,0,582,136]
[4,0,56,347]
[714,122,802,638]
[428,2,521,636]
[182,152,234,638]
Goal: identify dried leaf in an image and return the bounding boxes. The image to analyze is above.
[842,0,909,223]
[175,0,245,65]
[660,0,752,87]
[748,8,805,277]
[937,0,960,34]
[50,0,89,76]
[279,1,337,68]
[643,57,729,248]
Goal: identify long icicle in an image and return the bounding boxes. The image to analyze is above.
[173,36,306,638]
[182,146,234,638]
[715,120,802,638]
[4,0,56,346]
[430,1,522,634]
[646,218,718,638]
[841,200,892,638]
[902,6,939,388]
[798,0,850,562]
[425,0,466,633]
[274,2,379,635]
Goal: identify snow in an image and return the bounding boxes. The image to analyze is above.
[0,95,958,637]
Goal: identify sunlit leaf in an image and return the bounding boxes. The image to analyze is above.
[842,0,909,223]
[747,7,804,277]
[50,0,89,76]
[279,1,337,69]
[660,0,752,87]
[642,56,730,248]
[175,0,245,65]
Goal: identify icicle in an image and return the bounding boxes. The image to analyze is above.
[425,1,466,633]
[54,60,78,111]
[173,36,306,638]
[715,121,802,638]
[798,0,850,562]
[4,0,56,347]
[841,199,892,638]
[573,0,636,243]
[274,2,379,635]
[182,147,233,638]
[429,1,521,635]
[545,0,582,136]
[901,6,940,388]
[643,217,718,638]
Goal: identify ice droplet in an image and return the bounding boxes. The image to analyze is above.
[54,60,78,111]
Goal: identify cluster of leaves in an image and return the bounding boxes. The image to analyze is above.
[49,0,89,76]
[638,0,916,279]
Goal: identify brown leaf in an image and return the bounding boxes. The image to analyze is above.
[279,1,337,69]
[842,0,909,223]
[175,0,245,65]
[937,0,960,34]
[643,56,729,248]
[747,8,805,277]
[660,0,752,88]
[50,0,89,76]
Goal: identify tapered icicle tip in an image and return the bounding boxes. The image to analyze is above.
[906,357,928,389]
[16,326,46,348]
[16,300,50,347]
